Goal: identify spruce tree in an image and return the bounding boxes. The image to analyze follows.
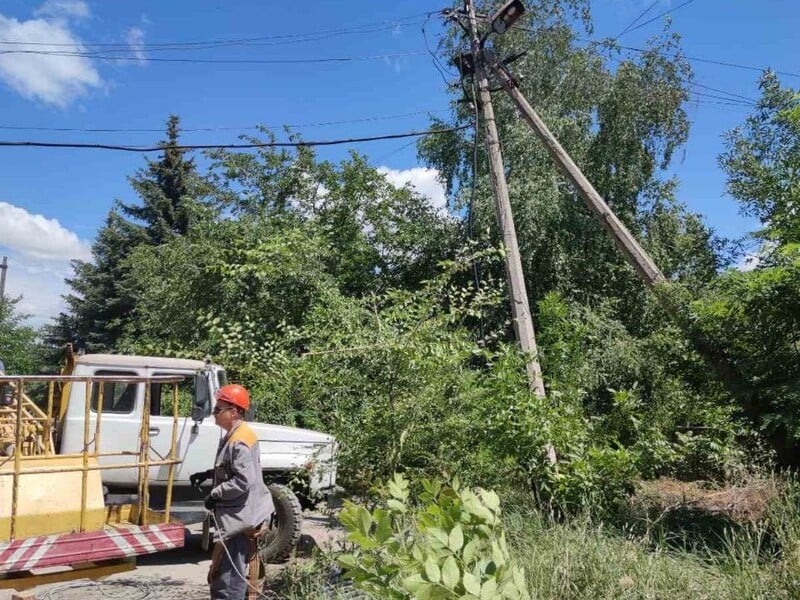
[48,115,211,353]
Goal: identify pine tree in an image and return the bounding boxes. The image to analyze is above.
[48,115,211,353]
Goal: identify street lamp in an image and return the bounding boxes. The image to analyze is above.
[489,0,525,35]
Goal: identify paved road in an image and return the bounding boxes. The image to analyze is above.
[1,510,344,600]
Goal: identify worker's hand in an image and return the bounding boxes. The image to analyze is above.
[207,565,219,584]
[204,495,217,511]
[190,470,212,487]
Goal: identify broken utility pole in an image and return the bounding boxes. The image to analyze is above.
[488,61,668,289]
[453,0,744,394]
[464,0,546,398]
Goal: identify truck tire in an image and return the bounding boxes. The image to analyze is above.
[258,483,303,563]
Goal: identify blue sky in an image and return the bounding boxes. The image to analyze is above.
[0,0,797,324]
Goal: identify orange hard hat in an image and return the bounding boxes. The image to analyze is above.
[215,384,250,411]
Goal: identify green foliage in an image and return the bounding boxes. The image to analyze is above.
[692,247,800,457]
[536,291,743,483]
[257,249,509,485]
[338,474,530,600]
[697,72,800,461]
[720,71,800,248]
[0,298,44,374]
[49,115,215,353]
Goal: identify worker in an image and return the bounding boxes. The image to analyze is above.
[190,384,274,600]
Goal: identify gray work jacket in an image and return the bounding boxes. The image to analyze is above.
[210,421,274,540]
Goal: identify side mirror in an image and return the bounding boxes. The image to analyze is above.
[194,372,211,420]
[191,405,205,422]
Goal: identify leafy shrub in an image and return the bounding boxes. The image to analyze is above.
[338,474,530,600]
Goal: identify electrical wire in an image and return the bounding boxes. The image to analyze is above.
[689,89,754,106]
[371,138,419,163]
[0,22,428,57]
[614,0,659,40]
[0,48,429,64]
[688,81,756,104]
[0,125,471,152]
[422,12,457,88]
[0,11,436,50]
[613,43,800,79]
[620,0,697,37]
[509,23,800,79]
[209,510,265,598]
[0,109,451,134]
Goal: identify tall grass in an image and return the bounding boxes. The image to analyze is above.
[506,477,800,600]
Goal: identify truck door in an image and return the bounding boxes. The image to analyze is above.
[147,370,222,483]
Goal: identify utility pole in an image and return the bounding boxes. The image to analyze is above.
[464,0,546,397]
[488,61,667,289]
[0,256,7,302]
[468,22,743,392]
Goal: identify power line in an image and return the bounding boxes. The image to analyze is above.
[588,41,760,104]
[510,23,800,80]
[0,12,435,50]
[0,125,471,153]
[0,109,451,134]
[0,48,429,64]
[614,0,659,40]
[24,22,429,55]
[620,0,697,37]
[614,43,800,79]
[689,90,754,106]
[422,12,457,88]
[688,81,756,104]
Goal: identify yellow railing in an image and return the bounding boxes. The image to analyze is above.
[0,374,184,541]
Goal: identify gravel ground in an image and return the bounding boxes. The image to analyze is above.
[0,508,345,600]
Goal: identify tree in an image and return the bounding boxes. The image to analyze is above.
[420,0,727,333]
[118,146,460,377]
[0,298,44,374]
[208,142,458,295]
[692,72,800,462]
[720,71,800,251]
[48,115,214,353]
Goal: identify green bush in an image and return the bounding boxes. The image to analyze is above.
[338,474,530,600]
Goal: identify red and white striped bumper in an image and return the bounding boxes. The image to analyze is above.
[0,523,184,573]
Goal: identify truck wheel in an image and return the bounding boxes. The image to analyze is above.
[258,483,302,563]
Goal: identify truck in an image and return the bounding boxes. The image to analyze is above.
[0,350,338,588]
[58,351,339,562]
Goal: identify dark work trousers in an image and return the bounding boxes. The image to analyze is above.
[210,532,250,600]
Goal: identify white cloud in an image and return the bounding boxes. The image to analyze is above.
[377,166,449,214]
[735,254,759,272]
[0,202,91,261]
[0,202,90,326]
[125,26,146,63]
[33,0,90,21]
[0,7,102,106]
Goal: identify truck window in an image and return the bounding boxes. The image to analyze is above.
[91,371,137,414]
[150,374,200,417]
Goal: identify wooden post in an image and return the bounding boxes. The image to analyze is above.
[489,61,667,288]
[465,0,546,397]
